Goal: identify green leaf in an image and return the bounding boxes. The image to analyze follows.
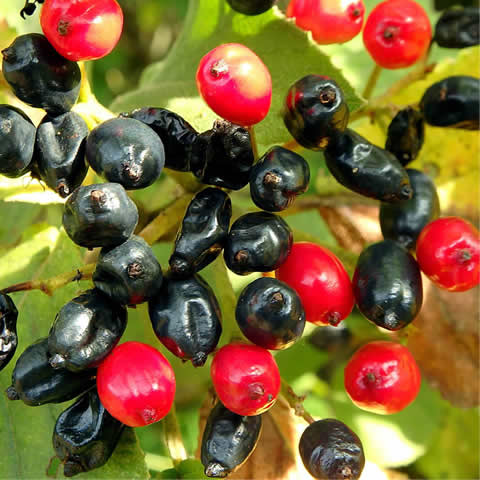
[110,0,363,153]
[0,227,148,478]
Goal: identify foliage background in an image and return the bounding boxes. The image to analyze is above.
[0,0,478,479]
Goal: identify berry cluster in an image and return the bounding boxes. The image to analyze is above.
[0,0,479,479]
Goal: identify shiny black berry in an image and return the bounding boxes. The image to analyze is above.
[93,236,163,305]
[434,7,479,48]
[249,146,310,211]
[299,419,365,480]
[33,111,89,197]
[226,0,276,15]
[236,277,305,350]
[325,128,412,203]
[48,289,127,372]
[1,33,81,115]
[380,169,440,250]
[201,402,262,478]
[149,274,222,367]
[63,183,139,249]
[0,293,18,372]
[6,338,95,406]
[169,188,232,278]
[53,388,125,477]
[420,75,479,130]
[353,240,423,331]
[385,107,425,166]
[283,75,349,150]
[224,212,293,275]
[190,119,255,190]
[121,107,198,172]
[86,117,165,189]
[0,105,35,178]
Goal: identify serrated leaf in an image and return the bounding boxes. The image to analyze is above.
[0,228,149,479]
[110,1,363,153]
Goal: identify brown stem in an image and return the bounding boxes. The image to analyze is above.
[362,64,383,100]
[281,139,303,152]
[163,403,187,467]
[247,125,259,160]
[280,379,315,425]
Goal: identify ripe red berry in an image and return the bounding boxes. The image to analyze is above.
[362,0,431,69]
[40,0,124,61]
[287,0,365,45]
[96,341,176,427]
[416,217,480,292]
[196,43,272,126]
[344,341,421,415]
[210,342,280,416]
[276,242,354,326]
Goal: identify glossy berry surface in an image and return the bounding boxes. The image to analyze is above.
[1,33,81,115]
[40,0,123,61]
[434,7,479,49]
[0,293,18,372]
[283,75,349,150]
[416,217,480,292]
[63,183,138,249]
[97,342,176,427]
[224,212,293,275]
[196,43,272,126]
[86,118,165,190]
[276,242,354,326]
[211,342,280,416]
[236,277,305,350]
[249,146,310,212]
[299,419,365,480]
[344,341,421,414]
[93,235,163,305]
[287,0,365,45]
[226,0,276,15]
[363,0,432,69]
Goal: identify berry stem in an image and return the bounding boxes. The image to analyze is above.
[362,64,383,100]
[247,125,259,160]
[162,403,188,467]
[280,378,315,425]
[281,138,303,152]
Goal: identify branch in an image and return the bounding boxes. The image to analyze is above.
[163,403,188,467]
[280,378,315,425]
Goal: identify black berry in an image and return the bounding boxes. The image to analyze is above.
[434,7,479,48]
[0,293,18,372]
[226,0,277,15]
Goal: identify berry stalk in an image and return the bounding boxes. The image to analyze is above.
[162,403,188,467]
[280,378,315,425]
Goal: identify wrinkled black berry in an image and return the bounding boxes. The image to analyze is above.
[0,105,35,178]
[0,293,18,372]
[33,111,89,197]
[385,107,425,166]
[170,188,232,278]
[249,146,310,211]
[435,7,479,48]
[380,169,440,250]
[149,274,222,367]
[353,240,423,331]
[224,212,293,275]
[53,388,125,477]
[93,236,163,305]
[201,402,262,478]
[86,117,165,189]
[236,277,305,350]
[48,289,127,372]
[283,75,349,150]
[1,34,80,115]
[190,120,255,190]
[420,75,479,130]
[299,419,365,480]
[63,183,139,249]
[6,338,95,406]
[325,128,412,203]
[121,107,198,172]
[226,0,277,15]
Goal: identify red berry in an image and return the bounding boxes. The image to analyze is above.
[416,217,480,292]
[97,341,176,427]
[40,0,123,61]
[287,0,365,45]
[362,0,431,69]
[344,341,421,415]
[276,242,354,326]
[196,43,272,126]
[210,342,280,416]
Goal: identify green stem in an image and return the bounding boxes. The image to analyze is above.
[247,125,259,160]
[362,64,383,100]
[163,403,188,467]
[280,378,315,425]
